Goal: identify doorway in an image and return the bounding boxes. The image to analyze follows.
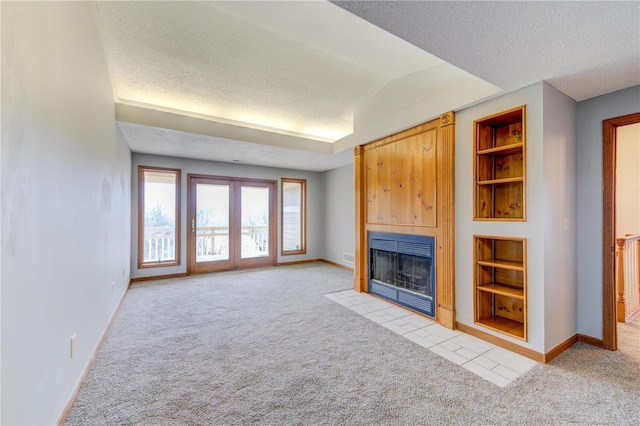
[187,174,276,274]
[602,112,640,350]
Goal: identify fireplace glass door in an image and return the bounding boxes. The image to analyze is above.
[371,250,433,298]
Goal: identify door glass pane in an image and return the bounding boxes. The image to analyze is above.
[241,186,270,259]
[142,169,178,264]
[196,184,229,263]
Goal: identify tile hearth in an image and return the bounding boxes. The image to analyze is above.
[325,289,538,387]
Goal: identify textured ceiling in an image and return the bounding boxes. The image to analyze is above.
[97,1,443,142]
[96,0,500,170]
[98,1,640,172]
[333,0,640,102]
[118,122,352,172]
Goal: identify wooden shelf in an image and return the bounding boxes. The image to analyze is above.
[477,283,524,299]
[477,177,524,186]
[476,316,525,340]
[476,143,524,156]
[477,259,524,271]
[474,106,526,220]
[474,236,527,341]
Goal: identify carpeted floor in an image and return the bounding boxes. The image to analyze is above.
[66,263,640,425]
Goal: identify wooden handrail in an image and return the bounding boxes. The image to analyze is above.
[616,234,640,322]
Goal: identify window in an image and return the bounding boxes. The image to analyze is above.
[281,178,306,255]
[138,166,181,268]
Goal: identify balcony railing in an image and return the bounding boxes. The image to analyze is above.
[144,227,177,262]
[617,234,640,322]
[143,225,269,262]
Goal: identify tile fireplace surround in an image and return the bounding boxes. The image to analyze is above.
[326,289,538,387]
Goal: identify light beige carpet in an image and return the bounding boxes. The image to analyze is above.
[66,263,640,425]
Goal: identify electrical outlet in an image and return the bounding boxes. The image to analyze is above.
[70,334,76,358]
[112,281,115,293]
[333,247,337,254]
[122,267,126,277]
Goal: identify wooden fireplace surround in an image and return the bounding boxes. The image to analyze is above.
[354,113,456,329]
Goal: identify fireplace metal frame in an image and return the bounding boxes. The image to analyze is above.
[368,232,436,318]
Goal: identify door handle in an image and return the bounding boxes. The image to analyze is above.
[192,219,195,233]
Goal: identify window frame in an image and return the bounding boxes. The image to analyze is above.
[280,178,307,256]
[138,165,181,269]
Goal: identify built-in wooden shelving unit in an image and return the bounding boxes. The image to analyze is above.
[474,235,527,341]
[474,106,526,220]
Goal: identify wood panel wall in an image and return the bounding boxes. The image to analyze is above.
[354,112,456,329]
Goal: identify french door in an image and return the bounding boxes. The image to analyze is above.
[187,175,276,274]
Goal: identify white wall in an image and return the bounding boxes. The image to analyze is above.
[576,85,640,339]
[321,163,355,268]
[615,123,640,237]
[131,153,324,279]
[1,3,131,425]
[456,82,579,354]
[456,83,546,353]
[542,82,577,351]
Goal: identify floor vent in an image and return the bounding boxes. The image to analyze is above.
[343,253,355,263]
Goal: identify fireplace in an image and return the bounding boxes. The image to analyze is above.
[368,232,435,318]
